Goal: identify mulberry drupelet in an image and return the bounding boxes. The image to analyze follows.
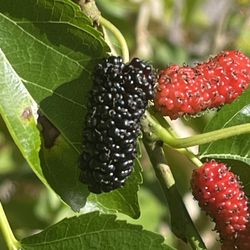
[80,56,155,194]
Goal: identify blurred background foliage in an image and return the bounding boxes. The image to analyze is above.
[1,0,250,249]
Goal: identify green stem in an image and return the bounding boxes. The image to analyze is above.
[177,147,203,167]
[99,16,130,63]
[102,26,119,56]
[75,0,130,62]
[0,202,20,250]
[148,108,202,167]
[143,139,206,249]
[171,123,250,148]
[144,110,250,148]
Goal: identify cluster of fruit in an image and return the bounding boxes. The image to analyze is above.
[154,50,250,248]
[80,50,250,247]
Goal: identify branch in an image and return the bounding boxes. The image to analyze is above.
[75,0,100,22]
[146,108,203,167]
[74,0,130,63]
[142,139,206,249]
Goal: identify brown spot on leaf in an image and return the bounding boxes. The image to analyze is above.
[21,107,32,120]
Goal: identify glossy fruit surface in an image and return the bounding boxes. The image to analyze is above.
[80,56,155,193]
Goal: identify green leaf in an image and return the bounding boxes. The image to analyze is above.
[0,0,108,210]
[0,48,44,182]
[39,134,88,211]
[199,88,250,165]
[85,158,142,219]
[117,188,165,232]
[0,0,109,150]
[40,129,142,216]
[0,0,142,216]
[21,212,173,250]
[222,160,250,196]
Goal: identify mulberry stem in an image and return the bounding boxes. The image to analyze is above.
[101,26,119,56]
[99,16,130,63]
[142,139,206,250]
[148,108,203,167]
[75,0,130,63]
[172,123,250,148]
[144,111,250,149]
[0,202,20,250]
[176,148,203,167]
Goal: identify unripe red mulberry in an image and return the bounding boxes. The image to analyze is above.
[191,161,249,244]
[155,50,250,119]
[221,223,250,249]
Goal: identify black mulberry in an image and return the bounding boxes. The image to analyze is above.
[79,56,155,193]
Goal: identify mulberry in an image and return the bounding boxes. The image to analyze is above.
[191,161,249,246]
[222,227,250,250]
[79,56,155,194]
[155,50,250,119]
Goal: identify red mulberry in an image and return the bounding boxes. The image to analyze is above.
[191,161,249,244]
[155,50,250,119]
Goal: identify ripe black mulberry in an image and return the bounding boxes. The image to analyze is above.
[80,56,155,193]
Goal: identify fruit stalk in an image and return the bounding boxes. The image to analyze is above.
[0,202,20,250]
[75,0,130,62]
[143,110,250,148]
[148,107,203,167]
[99,17,130,63]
